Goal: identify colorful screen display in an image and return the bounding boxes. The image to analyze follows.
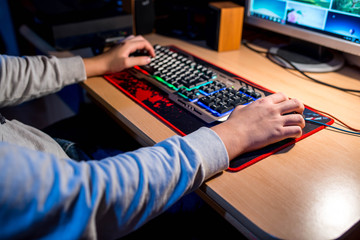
[248,0,360,45]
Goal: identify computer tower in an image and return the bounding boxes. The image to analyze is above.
[123,0,155,35]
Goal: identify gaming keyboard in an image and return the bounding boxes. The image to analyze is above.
[105,44,334,171]
[129,44,269,124]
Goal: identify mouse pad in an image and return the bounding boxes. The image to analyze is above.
[104,47,333,172]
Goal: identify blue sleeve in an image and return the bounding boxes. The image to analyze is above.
[0,127,228,239]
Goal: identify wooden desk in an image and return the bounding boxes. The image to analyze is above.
[82,33,360,240]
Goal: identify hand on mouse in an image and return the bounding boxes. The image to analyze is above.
[211,92,305,160]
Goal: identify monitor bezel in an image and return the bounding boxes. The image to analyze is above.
[244,1,360,57]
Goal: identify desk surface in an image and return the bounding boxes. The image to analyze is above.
[82,33,360,240]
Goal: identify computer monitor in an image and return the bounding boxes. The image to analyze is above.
[245,0,360,72]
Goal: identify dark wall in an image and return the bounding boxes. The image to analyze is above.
[0,0,19,55]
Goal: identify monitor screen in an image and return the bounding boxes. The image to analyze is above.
[245,0,360,58]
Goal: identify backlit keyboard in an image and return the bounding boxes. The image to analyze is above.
[129,44,269,123]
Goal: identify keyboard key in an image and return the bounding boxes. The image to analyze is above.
[217,104,234,114]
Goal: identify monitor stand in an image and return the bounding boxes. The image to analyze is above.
[268,40,345,73]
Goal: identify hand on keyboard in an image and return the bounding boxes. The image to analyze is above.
[84,35,155,77]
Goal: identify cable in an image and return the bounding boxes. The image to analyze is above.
[307,106,360,132]
[242,40,268,54]
[242,40,360,94]
[305,118,360,136]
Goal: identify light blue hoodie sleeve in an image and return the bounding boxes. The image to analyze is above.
[0,127,229,239]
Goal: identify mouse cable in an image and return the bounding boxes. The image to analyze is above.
[305,119,360,136]
[306,104,360,135]
[242,40,360,94]
[308,106,360,132]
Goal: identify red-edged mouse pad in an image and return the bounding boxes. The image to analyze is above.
[104,46,333,172]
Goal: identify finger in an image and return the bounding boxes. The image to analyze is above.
[124,56,152,68]
[278,98,304,115]
[267,92,289,104]
[282,126,303,139]
[142,39,156,57]
[283,114,305,128]
[131,36,155,57]
[125,40,155,57]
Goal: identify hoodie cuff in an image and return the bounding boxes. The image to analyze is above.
[184,127,229,179]
[57,56,87,85]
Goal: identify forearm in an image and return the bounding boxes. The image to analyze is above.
[0,55,86,107]
[83,54,110,77]
[0,127,228,239]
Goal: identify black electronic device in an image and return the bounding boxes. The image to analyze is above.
[133,0,155,35]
